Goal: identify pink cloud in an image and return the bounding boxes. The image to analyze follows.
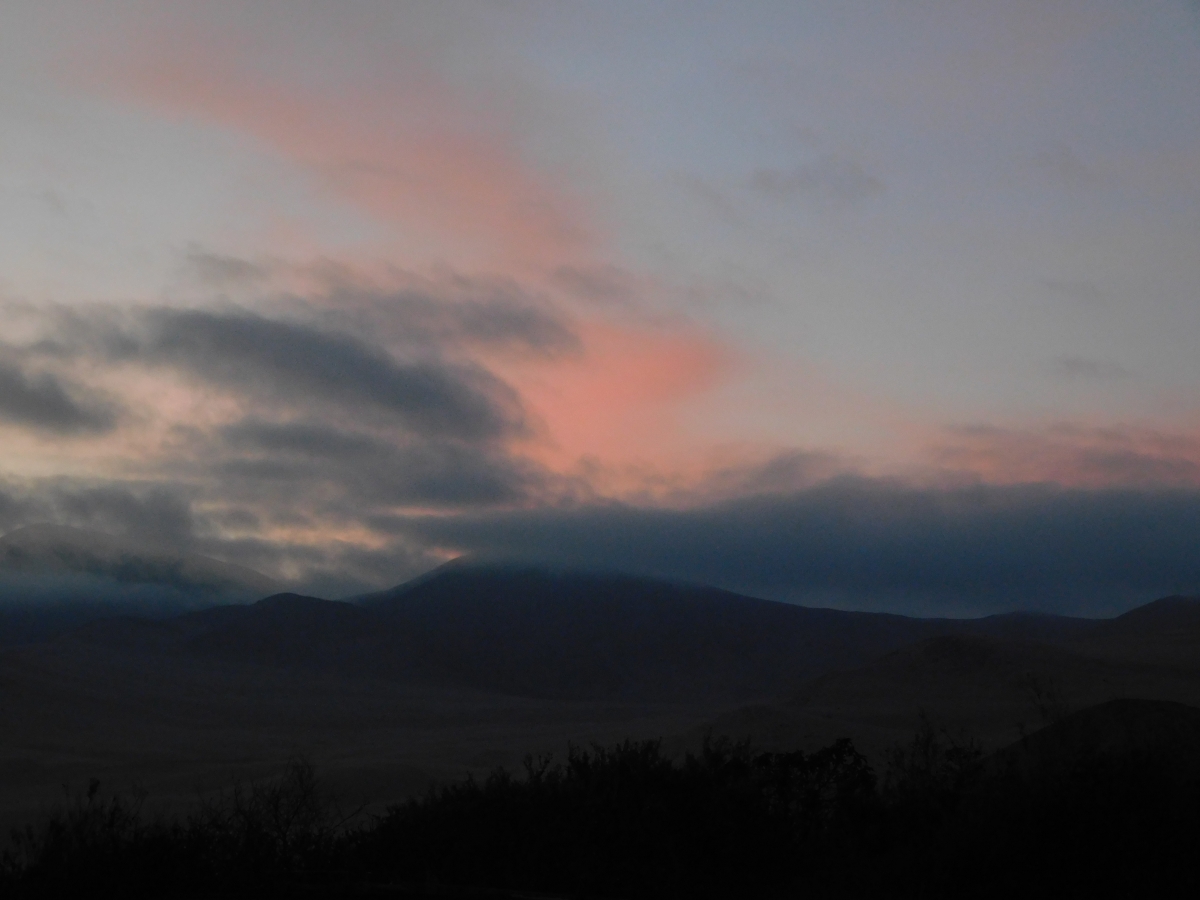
[930,422,1200,489]
[93,41,595,272]
[500,320,733,470]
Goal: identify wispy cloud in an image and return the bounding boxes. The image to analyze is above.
[185,249,269,287]
[95,38,595,269]
[747,155,886,204]
[931,423,1200,490]
[1051,356,1131,381]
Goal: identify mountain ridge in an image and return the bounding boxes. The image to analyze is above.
[59,562,1106,703]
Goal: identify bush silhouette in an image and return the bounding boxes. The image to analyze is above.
[4,730,1200,898]
[2,758,348,897]
[356,736,878,896]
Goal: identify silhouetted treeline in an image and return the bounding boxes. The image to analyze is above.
[5,726,1200,898]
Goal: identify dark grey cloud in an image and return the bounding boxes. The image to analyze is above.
[128,308,528,442]
[0,484,37,533]
[293,539,437,599]
[0,478,354,595]
[748,155,886,204]
[0,361,117,435]
[44,484,198,548]
[385,479,1200,617]
[0,290,565,592]
[217,418,544,507]
[701,450,852,497]
[33,304,530,442]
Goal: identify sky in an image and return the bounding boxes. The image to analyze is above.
[1,0,1199,615]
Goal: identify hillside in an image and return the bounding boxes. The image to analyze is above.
[5,562,1200,841]
[993,697,1200,773]
[1068,594,1200,669]
[65,561,1099,702]
[348,562,1098,701]
[703,633,1200,760]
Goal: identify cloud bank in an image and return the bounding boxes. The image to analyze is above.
[3,4,1199,617]
[390,480,1200,617]
[2,290,1200,613]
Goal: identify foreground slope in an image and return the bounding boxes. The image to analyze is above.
[993,697,1200,771]
[705,632,1200,760]
[0,617,720,832]
[1068,594,1200,669]
[4,564,1200,834]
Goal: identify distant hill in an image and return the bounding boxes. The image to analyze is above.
[703,632,1200,760]
[64,561,1099,702]
[993,697,1200,773]
[1068,594,1200,669]
[10,561,1200,835]
[351,562,1103,698]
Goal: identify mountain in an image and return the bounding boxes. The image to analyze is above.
[993,697,1200,773]
[1068,594,1200,669]
[703,633,1200,761]
[0,525,281,644]
[8,561,1200,836]
[64,561,1096,702]
[350,562,1106,698]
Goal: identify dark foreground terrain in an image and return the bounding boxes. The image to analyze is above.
[4,698,1200,898]
[4,557,1200,894]
[4,562,1200,832]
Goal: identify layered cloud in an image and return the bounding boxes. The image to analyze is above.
[747,155,886,205]
[931,424,1200,490]
[4,265,1200,608]
[0,360,117,435]
[1,3,1198,613]
[389,479,1200,617]
[137,308,528,442]
[4,286,1200,610]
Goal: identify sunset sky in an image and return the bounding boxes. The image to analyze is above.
[2,1,1199,614]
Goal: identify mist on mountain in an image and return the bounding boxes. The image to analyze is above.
[0,524,280,644]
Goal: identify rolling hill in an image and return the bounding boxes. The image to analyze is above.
[67,561,1105,702]
[1068,595,1200,669]
[4,559,1200,833]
